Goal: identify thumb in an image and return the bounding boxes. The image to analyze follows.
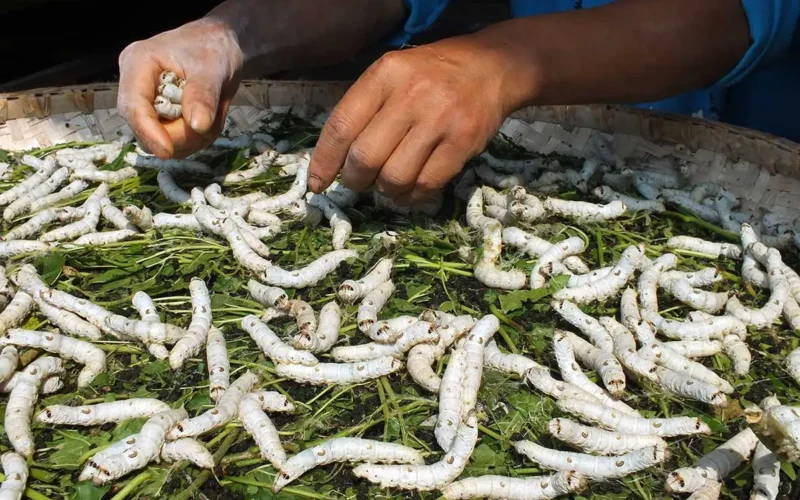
[181,69,226,135]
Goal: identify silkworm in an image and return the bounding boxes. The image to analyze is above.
[600,316,659,382]
[553,245,644,303]
[557,398,712,437]
[323,181,359,208]
[36,399,171,426]
[638,253,678,313]
[548,418,667,455]
[501,227,587,273]
[0,291,35,335]
[357,280,395,334]
[638,342,733,393]
[241,315,318,366]
[338,258,393,304]
[160,438,214,469]
[0,452,28,500]
[750,441,780,500]
[543,198,626,221]
[513,439,666,479]
[80,408,188,484]
[441,470,586,500]
[667,236,742,259]
[168,371,258,439]
[725,280,788,328]
[153,213,202,232]
[306,193,351,249]
[124,152,211,176]
[484,339,541,377]
[479,151,542,173]
[593,185,665,212]
[71,167,139,183]
[0,240,52,258]
[659,268,722,289]
[0,157,58,206]
[560,330,625,396]
[154,96,182,120]
[524,365,603,405]
[1,329,106,387]
[303,301,341,354]
[275,356,403,385]
[331,321,436,362]
[353,414,478,491]
[665,428,759,493]
[260,249,358,289]
[643,310,746,341]
[474,220,527,290]
[273,437,424,493]
[238,392,286,469]
[551,300,613,352]
[0,346,18,384]
[4,166,70,221]
[436,347,467,451]
[206,326,230,401]
[662,340,723,358]
[664,278,729,313]
[4,209,58,241]
[5,357,64,456]
[250,157,309,212]
[529,236,585,289]
[722,334,752,376]
[661,191,721,222]
[461,315,499,420]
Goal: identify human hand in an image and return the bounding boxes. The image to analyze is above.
[307,33,527,205]
[117,18,244,159]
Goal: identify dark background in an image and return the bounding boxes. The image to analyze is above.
[0,0,510,92]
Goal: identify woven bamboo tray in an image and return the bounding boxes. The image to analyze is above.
[2,80,799,221]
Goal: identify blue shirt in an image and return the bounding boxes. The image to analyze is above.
[389,0,800,142]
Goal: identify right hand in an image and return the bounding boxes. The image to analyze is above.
[117,18,244,159]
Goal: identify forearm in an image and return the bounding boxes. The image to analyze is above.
[205,0,407,77]
[468,0,750,111]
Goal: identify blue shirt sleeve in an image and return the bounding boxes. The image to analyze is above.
[384,0,451,47]
[715,0,800,87]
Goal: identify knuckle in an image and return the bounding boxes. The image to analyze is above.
[373,50,406,75]
[324,112,357,146]
[377,170,411,194]
[346,146,378,172]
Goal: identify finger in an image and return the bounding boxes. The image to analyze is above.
[307,75,387,193]
[408,142,468,205]
[374,128,440,199]
[117,57,173,158]
[169,78,237,157]
[180,69,226,135]
[339,104,412,192]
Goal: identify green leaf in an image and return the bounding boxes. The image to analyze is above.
[70,481,111,500]
[48,430,111,467]
[782,461,796,481]
[36,253,66,284]
[111,418,146,441]
[87,268,129,285]
[498,288,551,314]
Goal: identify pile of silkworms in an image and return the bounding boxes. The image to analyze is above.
[0,93,798,499]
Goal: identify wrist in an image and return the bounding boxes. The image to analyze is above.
[180,17,246,76]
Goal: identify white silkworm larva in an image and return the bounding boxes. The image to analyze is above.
[71,167,139,183]
[331,321,436,362]
[436,347,468,451]
[3,209,58,240]
[548,417,667,455]
[246,209,283,233]
[285,199,323,227]
[638,342,733,393]
[601,315,659,382]
[474,220,527,290]
[687,481,722,500]
[167,277,212,369]
[337,258,393,304]
[524,365,605,405]
[667,236,742,259]
[407,342,442,393]
[215,149,277,184]
[260,249,358,289]
[644,310,747,341]
[357,280,395,333]
[560,330,626,397]
[461,315,499,420]
[481,185,510,208]
[0,372,63,395]
[0,346,17,383]
[72,230,139,246]
[246,391,295,414]
[661,191,722,222]
[273,437,425,493]
[6,357,64,457]
[305,301,341,354]
[153,213,201,231]
[241,315,318,366]
[691,182,739,205]
[306,193,351,249]
[168,371,258,439]
[0,451,28,500]
[288,299,318,350]
[124,152,212,176]
[659,268,722,289]
[476,164,532,188]
[324,181,360,208]
[158,82,183,103]
[39,184,106,242]
[154,96,182,120]
[513,440,666,479]
[567,267,613,288]
[543,198,627,221]
[12,265,102,340]
[502,227,586,271]
[222,218,272,272]
[552,331,639,416]
[122,205,153,231]
[36,399,171,426]
[633,169,685,189]
[662,340,723,358]
[352,414,478,491]
[80,408,187,485]
[592,185,666,212]
[529,236,585,289]
[484,339,541,377]
[203,184,249,215]
[638,253,678,313]
[479,151,543,173]
[553,245,644,304]
[551,300,614,353]
[665,428,759,493]
[250,157,309,212]
[247,280,288,309]
[466,186,498,231]
[206,326,230,401]
[715,196,743,233]
[0,291,35,334]
[99,200,137,232]
[725,281,789,329]
[1,329,106,387]
[160,438,214,469]
[3,167,70,221]
[722,334,752,376]
[238,393,286,468]
[619,287,642,330]
[0,158,58,206]
[665,278,729,314]
[274,356,403,386]
[787,346,800,385]
[556,398,712,437]
[441,470,586,500]
[750,441,780,500]
[0,240,51,258]
[653,366,728,407]
[155,171,190,205]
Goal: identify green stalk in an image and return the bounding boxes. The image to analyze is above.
[220,476,328,499]
[109,471,151,500]
[662,210,739,242]
[173,430,241,500]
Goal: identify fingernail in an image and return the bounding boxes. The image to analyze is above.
[189,106,213,133]
[149,141,168,158]
[308,173,323,193]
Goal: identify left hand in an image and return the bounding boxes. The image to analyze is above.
[307,33,526,205]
